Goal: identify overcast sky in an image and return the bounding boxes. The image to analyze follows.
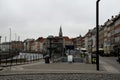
[0,0,120,42]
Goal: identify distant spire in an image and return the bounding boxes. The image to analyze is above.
[59,25,63,37]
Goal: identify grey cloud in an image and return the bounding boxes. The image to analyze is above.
[0,0,120,41]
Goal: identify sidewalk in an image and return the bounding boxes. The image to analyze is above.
[0,67,3,71]
[99,57,120,73]
[0,58,120,80]
[0,61,105,75]
[0,58,120,75]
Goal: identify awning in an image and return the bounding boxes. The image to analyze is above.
[81,48,86,50]
[99,48,103,50]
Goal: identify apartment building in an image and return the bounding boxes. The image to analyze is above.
[84,32,89,52]
[63,36,73,49]
[113,14,120,55]
[36,37,46,53]
[0,41,23,52]
[23,39,35,52]
[85,30,92,53]
[84,13,120,56]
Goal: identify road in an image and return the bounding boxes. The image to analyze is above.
[100,56,120,72]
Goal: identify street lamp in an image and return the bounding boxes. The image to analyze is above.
[0,36,1,50]
[0,36,1,44]
[96,0,100,71]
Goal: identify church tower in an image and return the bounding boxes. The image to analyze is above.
[59,26,63,37]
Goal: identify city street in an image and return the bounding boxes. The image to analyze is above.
[0,56,119,73]
[100,56,120,72]
[0,56,120,80]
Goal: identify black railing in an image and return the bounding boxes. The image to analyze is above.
[0,52,43,68]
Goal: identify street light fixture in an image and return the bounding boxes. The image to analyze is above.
[96,0,100,71]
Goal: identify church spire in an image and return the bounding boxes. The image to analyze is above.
[59,25,63,37]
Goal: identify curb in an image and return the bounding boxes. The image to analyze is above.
[0,71,120,76]
[0,67,3,71]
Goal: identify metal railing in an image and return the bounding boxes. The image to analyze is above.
[0,52,43,68]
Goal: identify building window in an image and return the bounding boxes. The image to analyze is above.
[115,37,119,42]
[115,19,120,26]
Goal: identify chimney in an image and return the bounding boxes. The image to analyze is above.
[115,15,118,18]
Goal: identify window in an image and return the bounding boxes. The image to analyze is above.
[115,36,119,42]
[115,19,120,26]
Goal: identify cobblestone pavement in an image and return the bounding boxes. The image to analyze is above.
[0,73,120,80]
[0,57,120,80]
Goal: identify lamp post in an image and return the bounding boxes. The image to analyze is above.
[0,36,1,66]
[0,36,1,44]
[0,36,1,51]
[96,0,100,71]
